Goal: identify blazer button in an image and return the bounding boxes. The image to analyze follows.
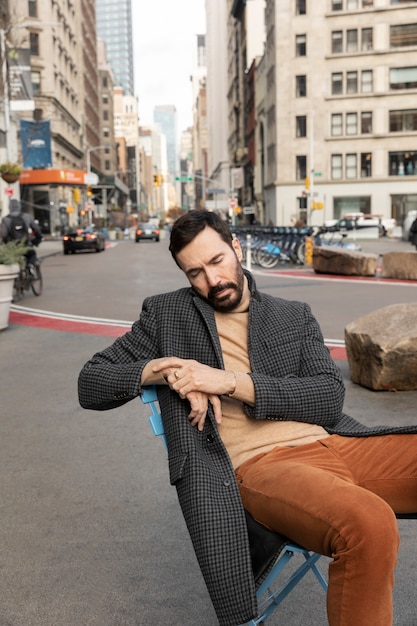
[223,479,232,487]
[206,434,214,443]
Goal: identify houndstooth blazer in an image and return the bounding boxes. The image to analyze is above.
[78,271,417,626]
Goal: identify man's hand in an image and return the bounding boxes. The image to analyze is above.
[152,358,236,431]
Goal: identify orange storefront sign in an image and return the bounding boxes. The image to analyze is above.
[20,169,87,185]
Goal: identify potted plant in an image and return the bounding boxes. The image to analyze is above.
[0,162,22,184]
[0,239,29,330]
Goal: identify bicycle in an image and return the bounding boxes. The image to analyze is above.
[13,258,43,302]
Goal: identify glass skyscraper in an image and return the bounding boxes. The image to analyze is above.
[154,105,178,179]
[96,0,134,95]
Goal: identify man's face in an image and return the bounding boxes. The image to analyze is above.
[176,226,245,312]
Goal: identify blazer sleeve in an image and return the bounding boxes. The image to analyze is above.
[246,302,345,428]
[78,296,159,410]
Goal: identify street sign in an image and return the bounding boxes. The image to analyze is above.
[175,176,193,182]
[4,187,14,196]
[86,201,94,211]
[84,172,99,185]
[314,172,322,177]
[207,187,226,194]
[229,197,237,209]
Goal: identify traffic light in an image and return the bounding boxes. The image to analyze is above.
[86,185,93,197]
[73,188,81,204]
[153,174,159,186]
[304,177,310,190]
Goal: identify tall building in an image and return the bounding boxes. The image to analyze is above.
[96,0,134,96]
[261,0,417,227]
[153,104,178,180]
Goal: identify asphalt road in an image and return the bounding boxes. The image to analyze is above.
[1,236,416,625]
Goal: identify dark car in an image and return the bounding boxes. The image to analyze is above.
[62,226,105,254]
[135,222,160,242]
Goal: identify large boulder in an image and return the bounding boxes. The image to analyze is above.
[381,251,417,280]
[345,303,417,391]
[313,246,378,276]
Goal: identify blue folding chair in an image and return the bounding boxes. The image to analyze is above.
[141,385,328,625]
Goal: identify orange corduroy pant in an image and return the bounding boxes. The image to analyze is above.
[236,434,417,626]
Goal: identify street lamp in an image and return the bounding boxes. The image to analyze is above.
[86,144,109,177]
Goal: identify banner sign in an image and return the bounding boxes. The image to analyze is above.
[8,48,34,111]
[20,120,52,169]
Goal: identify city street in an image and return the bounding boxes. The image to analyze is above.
[1,236,417,625]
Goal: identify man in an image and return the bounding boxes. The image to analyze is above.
[79,210,417,626]
[0,199,42,267]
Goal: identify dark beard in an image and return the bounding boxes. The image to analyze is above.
[194,262,245,312]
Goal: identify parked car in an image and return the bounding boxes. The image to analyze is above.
[62,226,106,254]
[324,212,396,237]
[135,223,160,242]
[402,210,417,242]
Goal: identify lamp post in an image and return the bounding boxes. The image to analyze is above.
[86,144,109,175]
[0,28,12,162]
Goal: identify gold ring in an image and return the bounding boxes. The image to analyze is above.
[174,370,180,380]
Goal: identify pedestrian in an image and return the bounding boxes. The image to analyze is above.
[78,210,417,626]
[409,216,417,250]
[0,199,42,267]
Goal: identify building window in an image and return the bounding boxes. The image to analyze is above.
[346,29,358,52]
[390,67,417,90]
[105,160,110,171]
[390,24,417,47]
[29,32,39,56]
[332,154,343,179]
[390,0,417,4]
[346,71,358,93]
[296,0,306,15]
[296,75,307,97]
[28,0,37,17]
[389,151,417,175]
[347,0,358,8]
[361,111,372,133]
[102,94,108,104]
[332,72,343,94]
[361,153,372,177]
[346,112,358,134]
[296,155,307,180]
[102,76,108,88]
[103,127,110,137]
[296,115,307,137]
[332,0,343,10]
[331,113,343,135]
[31,71,41,95]
[362,28,373,50]
[332,31,343,53]
[361,69,373,92]
[362,0,373,6]
[346,154,357,178]
[389,109,417,131]
[296,34,307,56]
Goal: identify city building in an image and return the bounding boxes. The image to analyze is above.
[261,0,417,227]
[95,0,134,96]
[153,104,178,182]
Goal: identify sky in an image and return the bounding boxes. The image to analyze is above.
[131,1,206,134]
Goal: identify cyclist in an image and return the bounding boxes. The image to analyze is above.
[0,199,42,269]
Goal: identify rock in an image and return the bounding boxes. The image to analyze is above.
[313,246,378,276]
[344,303,417,391]
[381,251,417,280]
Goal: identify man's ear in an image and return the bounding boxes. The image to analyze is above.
[232,236,243,261]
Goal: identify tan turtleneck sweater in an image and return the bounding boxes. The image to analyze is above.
[215,289,329,469]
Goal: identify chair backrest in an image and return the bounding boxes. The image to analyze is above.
[141,385,167,449]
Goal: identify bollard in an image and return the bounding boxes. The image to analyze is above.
[246,233,251,271]
[304,236,313,265]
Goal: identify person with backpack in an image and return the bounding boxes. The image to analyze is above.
[0,199,42,268]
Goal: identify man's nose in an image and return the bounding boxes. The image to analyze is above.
[205,269,220,287]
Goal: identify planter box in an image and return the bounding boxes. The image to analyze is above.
[0,264,20,330]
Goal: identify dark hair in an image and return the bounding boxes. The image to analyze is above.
[169,210,233,264]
